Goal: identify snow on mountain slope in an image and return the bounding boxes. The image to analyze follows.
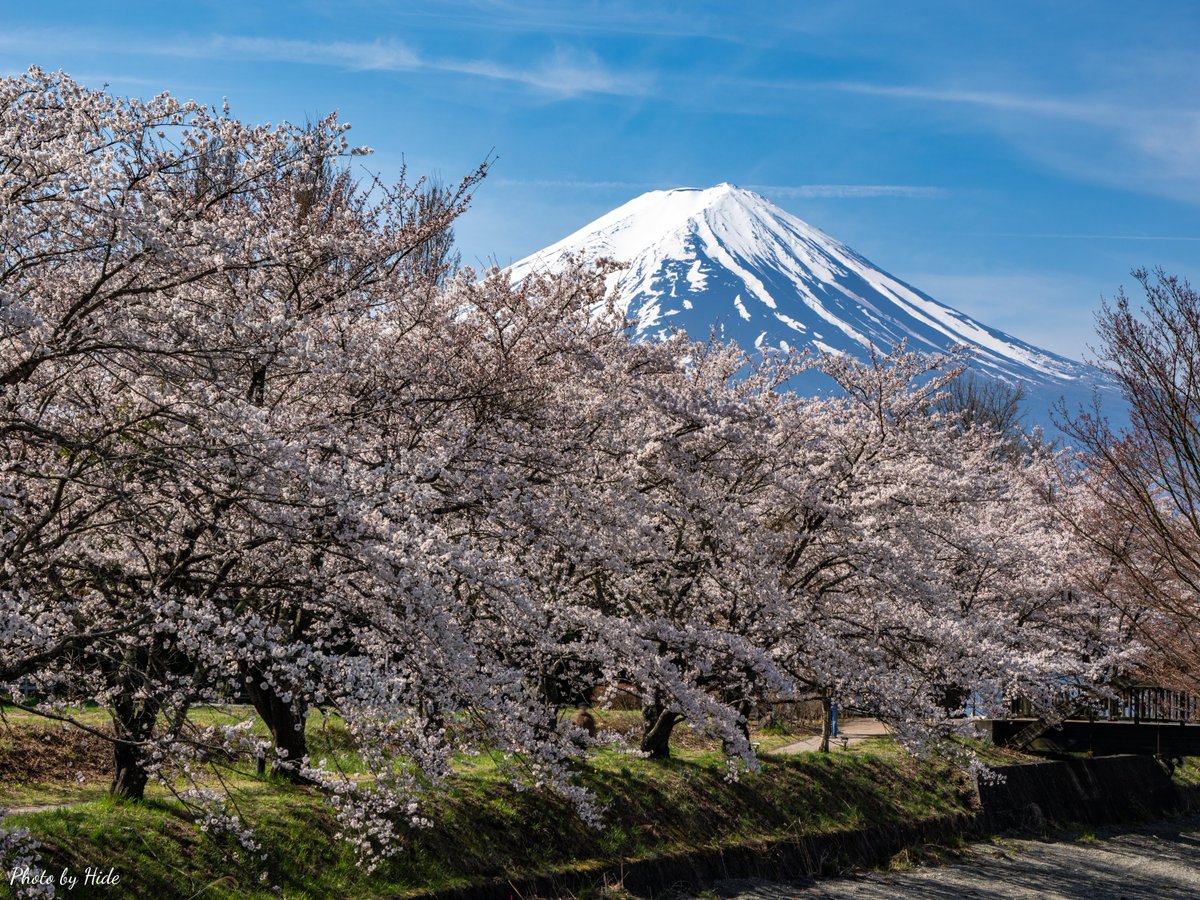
[509,184,1121,430]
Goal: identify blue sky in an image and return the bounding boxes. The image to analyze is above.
[5,0,1200,359]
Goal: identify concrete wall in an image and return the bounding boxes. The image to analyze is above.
[981,718,1200,756]
[975,754,1181,831]
[420,755,1191,899]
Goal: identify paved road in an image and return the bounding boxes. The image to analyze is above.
[691,815,1200,899]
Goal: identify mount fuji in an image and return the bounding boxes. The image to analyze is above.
[509,183,1121,431]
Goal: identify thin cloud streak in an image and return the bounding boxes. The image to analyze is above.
[209,36,420,70]
[0,29,652,98]
[376,0,764,43]
[751,184,948,199]
[824,81,1121,122]
[497,180,947,199]
[442,48,650,96]
[805,79,1200,205]
[976,232,1200,242]
[494,178,662,190]
[206,35,653,97]
[733,75,1200,141]
[208,36,657,97]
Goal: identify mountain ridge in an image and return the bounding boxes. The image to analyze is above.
[509,184,1121,430]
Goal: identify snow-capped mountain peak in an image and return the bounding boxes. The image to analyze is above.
[510,184,1118,427]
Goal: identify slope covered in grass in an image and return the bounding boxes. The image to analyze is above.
[5,739,975,899]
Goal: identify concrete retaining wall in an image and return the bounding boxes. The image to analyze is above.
[418,755,1189,899]
[976,754,1180,831]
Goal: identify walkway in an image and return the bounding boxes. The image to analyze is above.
[771,718,892,754]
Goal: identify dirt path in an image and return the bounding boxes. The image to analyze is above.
[771,718,892,754]
[1,802,78,817]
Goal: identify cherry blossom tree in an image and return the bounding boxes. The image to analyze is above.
[0,67,483,802]
[764,348,1122,751]
[0,67,1131,873]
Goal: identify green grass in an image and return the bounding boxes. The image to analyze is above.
[941,733,1042,767]
[3,736,976,899]
[0,705,983,897]
[0,705,380,811]
[0,782,110,811]
[0,703,110,728]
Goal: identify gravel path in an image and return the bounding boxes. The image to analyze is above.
[693,814,1200,899]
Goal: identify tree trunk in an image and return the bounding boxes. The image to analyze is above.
[640,702,682,759]
[111,739,150,799]
[109,695,161,800]
[247,676,313,783]
[820,695,832,753]
[939,684,967,717]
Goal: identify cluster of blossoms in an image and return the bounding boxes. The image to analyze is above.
[0,68,1127,871]
[0,827,54,900]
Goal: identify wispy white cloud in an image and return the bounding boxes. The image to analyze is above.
[809,80,1200,205]
[435,46,651,96]
[209,36,420,70]
[494,180,947,199]
[493,178,661,190]
[972,232,1200,242]
[750,184,948,199]
[0,29,651,98]
[202,35,651,97]
[329,0,788,44]
[824,82,1120,122]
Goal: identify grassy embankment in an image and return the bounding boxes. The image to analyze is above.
[1,706,978,898]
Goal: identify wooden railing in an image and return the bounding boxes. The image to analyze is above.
[1005,685,1200,724]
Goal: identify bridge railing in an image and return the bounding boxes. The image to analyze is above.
[1005,685,1200,724]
